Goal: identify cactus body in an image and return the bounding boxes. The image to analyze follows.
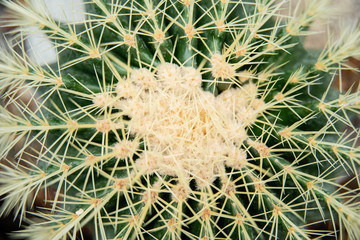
[0,0,360,239]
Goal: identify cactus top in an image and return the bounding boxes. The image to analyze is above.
[107,64,263,188]
[0,0,360,239]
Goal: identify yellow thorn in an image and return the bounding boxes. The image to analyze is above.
[113,178,128,191]
[331,146,338,154]
[201,208,211,220]
[238,70,253,82]
[106,14,117,23]
[211,53,236,79]
[306,181,314,190]
[85,155,96,165]
[216,21,225,32]
[172,184,188,202]
[279,127,291,139]
[283,165,294,174]
[89,48,101,59]
[55,77,64,87]
[40,171,47,178]
[307,136,316,146]
[91,198,101,207]
[254,179,265,192]
[124,34,135,47]
[274,92,284,101]
[168,218,177,232]
[236,212,244,225]
[154,29,165,44]
[93,93,112,108]
[129,215,139,227]
[255,142,271,157]
[315,61,327,72]
[184,24,196,40]
[182,0,191,6]
[96,119,113,133]
[235,46,247,57]
[61,164,70,172]
[273,205,282,216]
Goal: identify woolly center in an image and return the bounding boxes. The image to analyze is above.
[115,63,264,186]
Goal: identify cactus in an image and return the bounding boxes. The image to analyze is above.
[0,0,360,239]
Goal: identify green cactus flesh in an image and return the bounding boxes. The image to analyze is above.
[0,0,360,239]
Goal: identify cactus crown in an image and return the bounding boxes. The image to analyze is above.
[0,0,360,239]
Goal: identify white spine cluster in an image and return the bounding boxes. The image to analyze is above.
[115,64,265,186]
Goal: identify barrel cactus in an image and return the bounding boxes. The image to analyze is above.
[0,0,359,239]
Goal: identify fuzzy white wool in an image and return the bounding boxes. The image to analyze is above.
[116,64,264,186]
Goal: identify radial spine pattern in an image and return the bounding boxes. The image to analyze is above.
[0,0,360,239]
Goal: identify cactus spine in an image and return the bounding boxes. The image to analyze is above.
[0,0,360,239]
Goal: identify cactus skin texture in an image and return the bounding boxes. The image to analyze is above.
[1,0,360,239]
